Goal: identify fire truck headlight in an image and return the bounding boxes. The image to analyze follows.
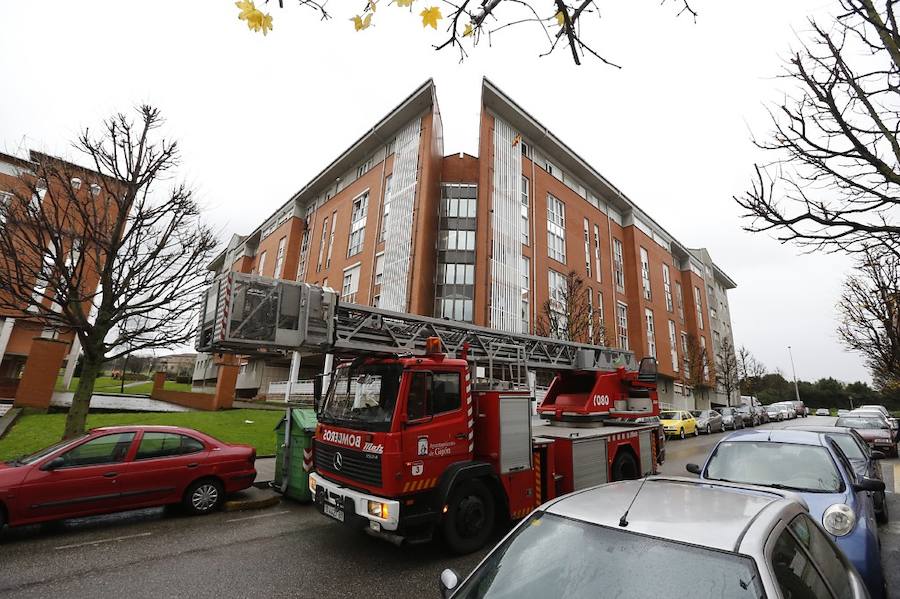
[368,500,389,519]
[308,475,317,495]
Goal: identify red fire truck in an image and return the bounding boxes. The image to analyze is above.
[197,274,662,554]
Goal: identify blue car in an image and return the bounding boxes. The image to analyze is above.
[686,429,886,599]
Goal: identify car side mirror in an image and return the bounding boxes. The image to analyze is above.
[853,477,886,493]
[686,463,701,475]
[871,450,886,460]
[313,374,323,414]
[41,457,65,471]
[439,568,460,598]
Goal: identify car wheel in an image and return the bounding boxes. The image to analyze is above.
[442,479,495,555]
[876,492,889,525]
[679,428,685,440]
[694,426,700,437]
[183,478,224,515]
[706,424,711,435]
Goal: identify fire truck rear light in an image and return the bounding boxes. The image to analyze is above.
[368,500,389,519]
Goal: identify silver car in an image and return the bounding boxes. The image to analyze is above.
[691,409,724,434]
[439,477,869,598]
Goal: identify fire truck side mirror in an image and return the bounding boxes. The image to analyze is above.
[313,375,323,413]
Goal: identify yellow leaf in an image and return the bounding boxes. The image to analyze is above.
[236,0,273,35]
[351,13,373,31]
[463,22,473,37]
[235,0,256,21]
[395,0,414,6]
[368,0,377,12]
[512,134,521,147]
[420,6,442,29]
[555,10,565,27]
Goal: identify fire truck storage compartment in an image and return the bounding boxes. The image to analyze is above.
[499,394,532,474]
[639,428,653,474]
[571,438,609,490]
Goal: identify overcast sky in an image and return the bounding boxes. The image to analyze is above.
[0,0,864,383]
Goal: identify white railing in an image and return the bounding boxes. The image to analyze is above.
[268,380,316,397]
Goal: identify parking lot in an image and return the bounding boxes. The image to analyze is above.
[0,414,896,598]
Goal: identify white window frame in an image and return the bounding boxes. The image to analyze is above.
[668,320,678,372]
[616,302,628,350]
[374,252,384,287]
[681,332,690,377]
[613,238,625,292]
[0,191,12,224]
[347,192,369,257]
[274,236,287,278]
[645,308,656,358]
[547,194,566,263]
[640,247,651,301]
[521,176,529,245]
[694,286,704,330]
[593,224,602,283]
[317,216,329,273]
[326,211,337,269]
[341,263,361,303]
[521,255,530,333]
[548,269,567,337]
[676,280,685,321]
[257,250,267,276]
[583,218,591,278]
[662,264,673,312]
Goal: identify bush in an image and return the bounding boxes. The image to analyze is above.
[176,374,192,385]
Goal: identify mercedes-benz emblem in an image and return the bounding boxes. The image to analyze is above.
[333,452,343,471]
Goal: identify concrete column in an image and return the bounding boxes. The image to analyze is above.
[0,318,14,366]
[14,337,69,410]
[323,353,334,392]
[61,335,81,390]
[284,351,301,402]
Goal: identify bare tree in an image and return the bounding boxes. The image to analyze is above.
[715,335,739,405]
[536,270,607,345]
[737,345,767,396]
[237,0,698,65]
[838,247,900,391]
[735,0,900,257]
[684,333,712,390]
[0,106,218,438]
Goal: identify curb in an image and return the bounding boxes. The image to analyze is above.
[223,488,282,512]
[0,407,23,439]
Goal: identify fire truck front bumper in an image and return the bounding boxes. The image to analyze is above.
[309,472,400,532]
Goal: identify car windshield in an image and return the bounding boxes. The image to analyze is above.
[690,410,702,417]
[11,435,87,466]
[826,434,866,461]
[320,363,402,432]
[659,411,679,420]
[453,512,765,599]
[705,441,843,493]
[766,407,778,412]
[836,417,888,430]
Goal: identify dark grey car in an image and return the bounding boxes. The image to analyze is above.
[691,409,724,434]
[718,407,744,430]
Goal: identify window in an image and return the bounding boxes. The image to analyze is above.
[547,195,566,263]
[676,281,685,320]
[374,252,384,286]
[439,230,476,250]
[257,251,267,276]
[356,157,372,179]
[432,372,461,414]
[407,371,461,420]
[587,289,594,341]
[28,253,54,312]
[347,192,368,257]
[341,264,361,303]
[640,247,651,300]
[380,175,392,243]
[788,515,853,599]
[694,286,704,330]
[544,159,557,177]
[0,191,11,224]
[521,255,530,333]
[681,332,690,377]
[548,269,567,338]
[597,291,604,326]
[616,302,628,350]
[772,525,833,599]
[520,140,530,157]
[668,320,678,372]
[326,211,337,268]
[521,176,529,245]
[700,336,708,378]
[593,224,601,283]
[436,184,477,323]
[613,238,625,291]
[274,236,287,278]
[297,228,311,280]
[645,309,656,358]
[317,216,329,272]
[136,433,205,460]
[583,219,591,278]
[59,433,136,467]
[662,264,673,312]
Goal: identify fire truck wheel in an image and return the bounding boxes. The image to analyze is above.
[442,479,495,555]
[611,451,639,481]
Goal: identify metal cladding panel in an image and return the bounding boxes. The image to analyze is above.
[572,438,608,490]
[499,395,531,474]
[380,117,421,313]
[639,430,652,475]
[490,117,523,333]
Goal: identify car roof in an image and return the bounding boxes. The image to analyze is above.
[718,429,827,446]
[543,477,801,552]
[89,425,200,434]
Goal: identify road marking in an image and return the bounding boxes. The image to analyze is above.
[226,510,290,523]
[54,531,152,551]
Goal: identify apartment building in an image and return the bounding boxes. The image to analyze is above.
[195,78,738,410]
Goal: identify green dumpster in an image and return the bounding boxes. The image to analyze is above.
[274,408,318,502]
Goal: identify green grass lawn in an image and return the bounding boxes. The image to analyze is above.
[54,376,191,394]
[0,409,284,461]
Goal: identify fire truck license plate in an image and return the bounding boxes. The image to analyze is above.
[323,503,344,523]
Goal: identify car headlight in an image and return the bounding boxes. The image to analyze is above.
[823,504,855,536]
[368,500,389,519]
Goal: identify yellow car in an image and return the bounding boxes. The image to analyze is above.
[659,410,699,440]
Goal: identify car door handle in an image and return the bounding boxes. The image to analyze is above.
[187,463,199,469]
[103,472,118,478]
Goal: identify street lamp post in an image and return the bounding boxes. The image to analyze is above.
[787,345,801,403]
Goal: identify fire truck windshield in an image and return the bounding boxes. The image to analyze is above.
[319,363,402,432]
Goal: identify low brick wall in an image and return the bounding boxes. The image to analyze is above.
[150,389,218,411]
[0,377,19,399]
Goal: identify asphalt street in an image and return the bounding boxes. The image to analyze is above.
[0,415,897,598]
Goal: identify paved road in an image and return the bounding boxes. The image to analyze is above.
[0,414,896,598]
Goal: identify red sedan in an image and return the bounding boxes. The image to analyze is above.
[0,425,256,529]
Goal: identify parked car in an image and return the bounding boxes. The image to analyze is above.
[755,406,770,424]
[609,416,666,465]
[852,407,899,441]
[838,409,851,416]
[765,405,784,422]
[690,409,724,434]
[837,415,899,457]
[0,426,257,530]
[773,403,796,419]
[816,408,831,416]
[718,407,744,430]
[789,400,809,417]
[736,405,757,427]
[790,425,889,523]
[438,477,871,599]
[659,410,698,440]
[687,429,886,599]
